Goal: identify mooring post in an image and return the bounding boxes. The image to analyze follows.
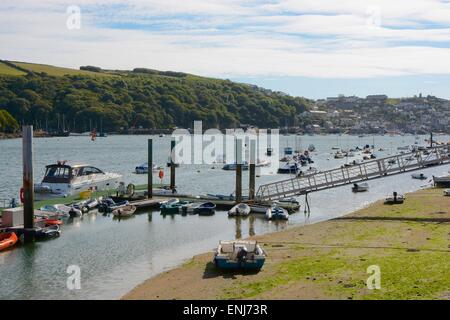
[22,125,34,243]
[235,138,242,203]
[430,132,433,148]
[249,139,256,201]
[170,139,176,190]
[147,139,153,199]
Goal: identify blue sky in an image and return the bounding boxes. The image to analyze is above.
[1,0,450,99]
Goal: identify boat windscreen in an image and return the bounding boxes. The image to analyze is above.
[42,166,71,183]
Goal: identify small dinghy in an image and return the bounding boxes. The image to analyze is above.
[73,198,99,213]
[266,205,289,220]
[112,205,136,218]
[195,202,216,215]
[228,203,251,216]
[385,192,405,204]
[412,173,428,180]
[214,240,266,270]
[40,204,82,218]
[160,198,186,214]
[181,202,201,214]
[249,205,270,214]
[98,198,129,213]
[443,189,450,196]
[352,182,369,192]
[0,232,19,251]
[35,225,61,240]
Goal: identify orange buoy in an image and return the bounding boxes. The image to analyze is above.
[158,169,164,179]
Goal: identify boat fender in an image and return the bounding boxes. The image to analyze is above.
[20,187,25,203]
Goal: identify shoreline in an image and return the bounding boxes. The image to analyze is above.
[123,187,450,300]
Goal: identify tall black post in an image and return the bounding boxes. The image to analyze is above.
[235,138,242,203]
[22,126,35,243]
[170,139,176,190]
[148,139,153,199]
[249,140,256,201]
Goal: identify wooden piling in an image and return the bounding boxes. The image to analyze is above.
[235,138,242,203]
[22,126,34,243]
[249,140,256,201]
[170,139,176,190]
[147,139,153,199]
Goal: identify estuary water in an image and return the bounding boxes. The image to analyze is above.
[0,133,449,299]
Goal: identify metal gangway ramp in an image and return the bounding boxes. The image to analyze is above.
[256,145,450,202]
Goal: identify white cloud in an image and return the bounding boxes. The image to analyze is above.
[1,0,450,79]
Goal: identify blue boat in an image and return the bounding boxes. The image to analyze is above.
[195,202,216,215]
[284,147,293,155]
[222,161,249,171]
[214,240,266,270]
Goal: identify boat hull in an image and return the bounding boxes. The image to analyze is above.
[214,257,265,270]
[34,173,122,200]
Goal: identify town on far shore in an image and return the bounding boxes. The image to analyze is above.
[289,93,449,135]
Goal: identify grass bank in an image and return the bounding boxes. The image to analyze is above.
[123,188,450,300]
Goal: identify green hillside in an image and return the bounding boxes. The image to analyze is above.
[0,61,27,76]
[0,60,312,132]
[11,61,116,78]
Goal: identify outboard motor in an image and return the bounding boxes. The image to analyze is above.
[236,246,248,262]
[393,191,398,202]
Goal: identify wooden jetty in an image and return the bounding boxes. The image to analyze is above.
[256,145,450,201]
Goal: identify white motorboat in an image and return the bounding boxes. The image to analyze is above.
[135,162,159,174]
[34,161,122,200]
[334,151,344,159]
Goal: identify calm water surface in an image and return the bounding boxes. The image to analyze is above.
[0,134,449,299]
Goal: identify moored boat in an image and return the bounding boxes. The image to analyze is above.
[222,161,249,171]
[277,162,299,174]
[35,225,61,240]
[352,182,369,192]
[444,189,450,196]
[433,175,450,187]
[34,161,122,200]
[214,240,266,270]
[411,173,427,180]
[181,202,201,214]
[385,192,405,204]
[228,203,251,216]
[266,205,289,220]
[135,162,159,174]
[112,205,136,218]
[195,202,216,215]
[0,232,19,251]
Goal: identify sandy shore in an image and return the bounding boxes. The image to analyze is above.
[123,188,450,300]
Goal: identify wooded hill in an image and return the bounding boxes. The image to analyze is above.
[0,60,312,133]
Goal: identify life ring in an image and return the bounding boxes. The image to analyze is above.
[19,187,25,203]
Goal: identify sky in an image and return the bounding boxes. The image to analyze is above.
[1,0,450,99]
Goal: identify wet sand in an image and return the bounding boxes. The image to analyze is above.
[123,188,450,300]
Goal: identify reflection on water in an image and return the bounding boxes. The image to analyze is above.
[0,134,449,299]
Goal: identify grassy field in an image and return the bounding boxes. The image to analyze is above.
[0,61,27,76]
[10,61,116,77]
[123,188,450,300]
